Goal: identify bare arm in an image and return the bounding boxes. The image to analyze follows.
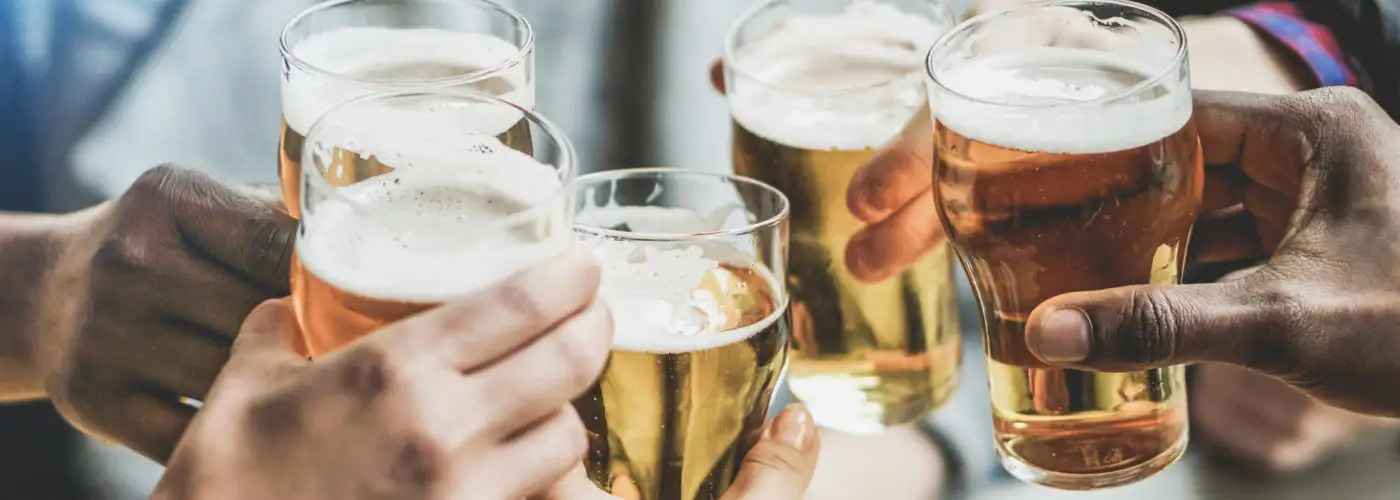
[0,213,74,401]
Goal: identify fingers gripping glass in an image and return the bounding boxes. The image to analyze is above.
[278,0,536,220]
[926,0,1201,490]
[722,0,963,435]
[571,168,791,500]
[292,90,575,357]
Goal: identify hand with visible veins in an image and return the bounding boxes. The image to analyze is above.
[0,165,297,462]
[154,250,613,500]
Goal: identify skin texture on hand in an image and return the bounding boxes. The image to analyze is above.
[154,250,613,500]
[544,404,821,500]
[1025,88,1400,418]
[7,165,297,462]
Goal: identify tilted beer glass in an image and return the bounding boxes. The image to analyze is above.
[293,90,572,356]
[927,0,1203,490]
[572,168,790,500]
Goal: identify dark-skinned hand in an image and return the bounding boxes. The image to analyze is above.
[1026,88,1400,418]
[21,165,296,462]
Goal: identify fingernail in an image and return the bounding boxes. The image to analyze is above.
[1032,308,1093,363]
[773,404,815,451]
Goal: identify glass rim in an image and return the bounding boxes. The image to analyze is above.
[924,0,1187,110]
[300,89,575,230]
[572,167,791,242]
[279,0,535,88]
[721,0,940,96]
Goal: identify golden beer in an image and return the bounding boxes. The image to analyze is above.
[724,0,960,432]
[292,92,573,356]
[571,169,791,500]
[928,2,1201,489]
[279,0,534,219]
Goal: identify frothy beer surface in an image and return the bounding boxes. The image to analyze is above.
[931,48,1192,155]
[578,206,785,355]
[727,2,943,150]
[297,133,564,304]
[282,26,533,135]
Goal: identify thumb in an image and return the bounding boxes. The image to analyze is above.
[1025,273,1295,373]
[226,299,306,379]
[722,404,821,500]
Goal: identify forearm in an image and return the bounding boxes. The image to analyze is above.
[0,213,70,401]
[1182,16,1315,94]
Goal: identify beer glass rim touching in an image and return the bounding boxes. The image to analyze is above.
[722,0,948,95]
[300,89,575,229]
[279,0,534,87]
[572,167,790,242]
[925,0,1187,110]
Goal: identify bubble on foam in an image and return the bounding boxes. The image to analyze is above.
[930,47,1192,155]
[727,2,949,151]
[282,26,533,135]
[576,206,782,354]
[297,135,565,303]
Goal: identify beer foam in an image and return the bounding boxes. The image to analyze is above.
[929,47,1192,155]
[283,26,533,135]
[297,135,566,303]
[727,2,948,151]
[577,206,783,355]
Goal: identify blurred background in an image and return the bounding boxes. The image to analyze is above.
[2,0,1398,499]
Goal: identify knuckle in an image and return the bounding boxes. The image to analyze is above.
[497,281,547,324]
[337,345,397,402]
[93,233,152,274]
[1245,281,1312,372]
[128,164,187,202]
[245,220,295,282]
[1112,289,1181,364]
[386,432,449,491]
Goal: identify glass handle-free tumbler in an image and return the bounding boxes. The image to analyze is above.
[926,0,1203,490]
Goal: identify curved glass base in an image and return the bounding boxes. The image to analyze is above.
[997,433,1188,490]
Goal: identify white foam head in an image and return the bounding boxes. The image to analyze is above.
[726,2,950,151]
[297,134,567,303]
[282,26,534,135]
[929,47,1192,155]
[576,206,785,355]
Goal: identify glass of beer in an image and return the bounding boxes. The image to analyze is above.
[572,168,790,500]
[279,0,534,219]
[926,0,1202,490]
[293,90,572,356]
[722,0,962,433]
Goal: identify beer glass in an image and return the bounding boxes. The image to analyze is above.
[926,0,1202,489]
[293,90,573,356]
[572,168,790,500]
[722,0,961,433]
[279,0,534,219]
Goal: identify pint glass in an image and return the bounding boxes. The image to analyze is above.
[292,91,573,356]
[926,0,1202,489]
[279,0,534,219]
[572,168,790,500]
[723,0,961,433]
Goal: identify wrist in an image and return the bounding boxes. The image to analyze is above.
[0,210,95,401]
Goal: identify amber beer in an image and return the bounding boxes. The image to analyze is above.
[278,0,534,219]
[928,1,1201,489]
[724,0,960,433]
[571,170,790,500]
[292,92,572,355]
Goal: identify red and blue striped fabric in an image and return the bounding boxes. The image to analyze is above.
[1224,1,1359,88]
